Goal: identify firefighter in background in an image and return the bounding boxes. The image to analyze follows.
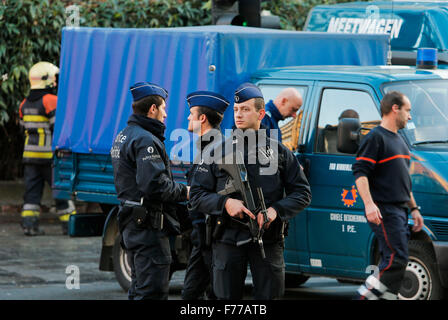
[18,61,76,236]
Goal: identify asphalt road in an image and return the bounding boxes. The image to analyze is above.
[0,222,359,300]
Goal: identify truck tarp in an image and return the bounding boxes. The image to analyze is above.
[54,25,387,159]
[305,1,448,54]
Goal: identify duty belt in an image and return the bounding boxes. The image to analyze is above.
[123,199,142,207]
[122,198,164,230]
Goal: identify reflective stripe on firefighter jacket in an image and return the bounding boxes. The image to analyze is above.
[19,93,57,163]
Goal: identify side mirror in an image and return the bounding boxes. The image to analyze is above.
[337,118,361,154]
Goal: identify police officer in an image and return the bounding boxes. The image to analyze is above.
[19,61,76,236]
[261,87,303,142]
[353,91,424,300]
[111,82,188,300]
[181,90,230,300]
[189,83,312,300]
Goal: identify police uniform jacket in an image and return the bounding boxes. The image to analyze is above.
[189,128,312,245]
[186,129,223,225]
[261,100,283,142]
[111,114,188,232]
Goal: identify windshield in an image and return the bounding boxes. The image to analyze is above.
[383,79,448,145]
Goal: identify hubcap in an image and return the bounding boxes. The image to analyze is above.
[120,248,132,283]
[398,257,431,300]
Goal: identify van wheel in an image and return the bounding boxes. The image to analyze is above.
[285,273,310,288]
[113,234,132,292]
[398,240,444,300]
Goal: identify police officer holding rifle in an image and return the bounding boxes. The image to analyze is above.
[189,83,311,300]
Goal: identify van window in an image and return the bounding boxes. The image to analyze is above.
[315,88,381,154]
[259,85,308,151]
[383,79,448,145]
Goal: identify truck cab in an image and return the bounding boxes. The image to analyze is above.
[254,65,448,299]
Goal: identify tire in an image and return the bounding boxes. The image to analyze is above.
[398,240,444,300]
[113,234,132,292]
[112,234,178,293]
[285,273,310,288]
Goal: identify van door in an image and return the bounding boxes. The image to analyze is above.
[258,81,314,273]
[305,82,381,279]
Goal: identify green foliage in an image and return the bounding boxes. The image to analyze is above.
[77,0,211,29]
[0,0,65,123]
[0,0,66,179]
[0,0,211,179]
[262,0,365,31]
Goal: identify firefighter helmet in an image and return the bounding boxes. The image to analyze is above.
[28,61,59,89]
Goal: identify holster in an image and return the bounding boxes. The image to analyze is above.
[125,202,164,231]
[131,206,149,227]
[149,204,164,231]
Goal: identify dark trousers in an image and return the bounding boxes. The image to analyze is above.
[359,203,410,299]
[372,203,410,293]
[182,224,215,300]
[23,164,68,210]
[212,240,285,300]
[122,220,172,300]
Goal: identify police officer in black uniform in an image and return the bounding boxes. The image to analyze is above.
[111,82,188,300]
[189,83,312,300]
[181,90,230,300]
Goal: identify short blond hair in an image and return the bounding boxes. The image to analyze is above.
[254,97,265,111]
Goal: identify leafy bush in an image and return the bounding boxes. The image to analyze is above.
[263,0,359,30]
[0,0,66,179]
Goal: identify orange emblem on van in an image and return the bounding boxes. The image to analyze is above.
[341,185,358,207]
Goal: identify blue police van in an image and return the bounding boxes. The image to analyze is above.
[254,62,448,300]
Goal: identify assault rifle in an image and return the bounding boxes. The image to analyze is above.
[217,150,269,259]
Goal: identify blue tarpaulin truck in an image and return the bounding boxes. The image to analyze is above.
[305,1,448,67]
[52,25,388,293]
